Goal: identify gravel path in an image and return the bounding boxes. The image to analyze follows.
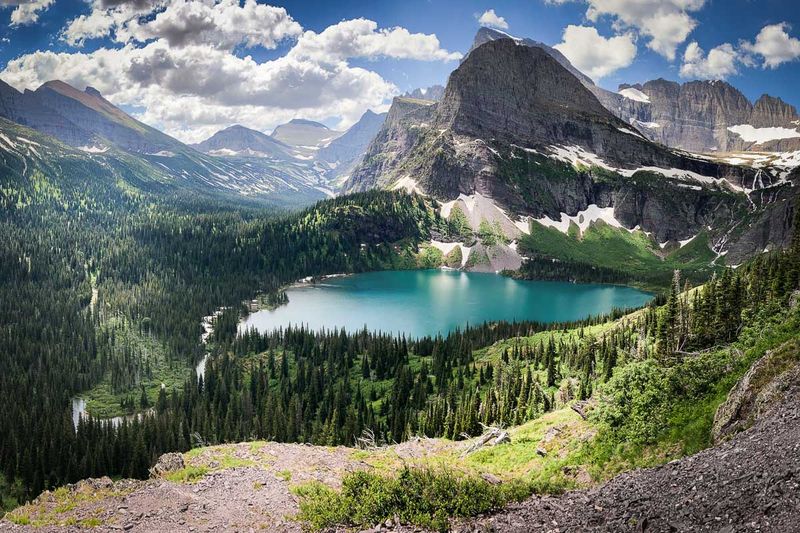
[456,384,800,533]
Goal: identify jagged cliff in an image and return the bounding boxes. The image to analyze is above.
[465,27,800,155]
[610,79,800,153]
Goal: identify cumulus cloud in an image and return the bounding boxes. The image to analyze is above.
[679,41,739,79]
[548,0,706,61]
[288,18,462,63]
[742,23,800,69]
[4,0,55,26]
[554,25,636,80]
[63,0,301,50]
[124,0,302,49]
[4,2,459,143]
[477,9,508,30]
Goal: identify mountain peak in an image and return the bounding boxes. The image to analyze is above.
[287,118,328,129]
[85,86,102,97]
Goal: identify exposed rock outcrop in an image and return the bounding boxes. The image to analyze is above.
[149,452,185,478]
[461,381,800,532]
[712,338,800,442]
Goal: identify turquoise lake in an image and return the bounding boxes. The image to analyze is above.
[240,270,652,338]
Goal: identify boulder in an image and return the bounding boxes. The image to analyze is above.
[150,452,185,478]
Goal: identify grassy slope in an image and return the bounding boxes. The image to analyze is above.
[518,221,720,288]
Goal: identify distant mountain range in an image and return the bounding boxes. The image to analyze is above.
[0,79,330,205]
[0,79,385,203]
[402,85,445,101]
[189,112,386,190]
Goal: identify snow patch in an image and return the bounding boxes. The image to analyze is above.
[78,145,108,154]
[727,124,800,144]
[678,234,697,248]
[636,120,661,129]
[0,133,17,150]
[619,87,650,103]
[617,127,644,138]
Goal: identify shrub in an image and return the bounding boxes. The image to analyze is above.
[294,466,531,532]
[594,360,669,444]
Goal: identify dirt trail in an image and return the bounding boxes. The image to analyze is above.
[455,384,800,533]
[0,439,456,533]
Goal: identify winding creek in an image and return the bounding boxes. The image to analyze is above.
[72,270,652,427]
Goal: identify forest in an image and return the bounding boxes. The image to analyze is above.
[1,149,799,510]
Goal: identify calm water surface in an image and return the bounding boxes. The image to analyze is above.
[240,270,652,338]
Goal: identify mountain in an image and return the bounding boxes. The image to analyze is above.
[1,79,182,153]
[315,109,387,187]
[468,27,800,155]
[345,35,797,265]
[0,79,327,206]
[468,27,596,88]
[402,85,445,101]
[610,80,800,153]
[190,124,293,159]
[270,118,341,153]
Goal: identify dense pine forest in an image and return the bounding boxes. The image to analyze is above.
[0,170,433,507]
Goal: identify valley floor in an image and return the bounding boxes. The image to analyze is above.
[2,382,799,532]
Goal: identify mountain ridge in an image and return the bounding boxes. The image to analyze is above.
[345,34,796,265]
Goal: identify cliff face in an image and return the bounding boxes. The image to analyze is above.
[608,80,800,153]
[344,37,796,261]
[750,95,798,128]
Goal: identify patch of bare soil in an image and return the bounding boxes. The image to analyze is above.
[0,439,459,533]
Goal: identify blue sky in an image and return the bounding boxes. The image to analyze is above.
[1,0,798,142]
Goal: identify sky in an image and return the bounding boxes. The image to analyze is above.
[0,0,798,143]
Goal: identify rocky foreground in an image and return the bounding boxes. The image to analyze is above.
[457,383,800,533]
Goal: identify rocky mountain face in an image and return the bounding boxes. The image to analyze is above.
[470,27,800,155]
[345,36,797,264]
[610,80,800,153]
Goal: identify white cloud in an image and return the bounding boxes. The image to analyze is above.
[742,23,800,69]
[553,25,636,80]
[63,0,301,50]
[572,0,706,61]
[477,9,508,30]
[124,0,302,49]
[3,3,458,143]
[680,41,739,79]
[5,0,55,26]
[288,18,462,63]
